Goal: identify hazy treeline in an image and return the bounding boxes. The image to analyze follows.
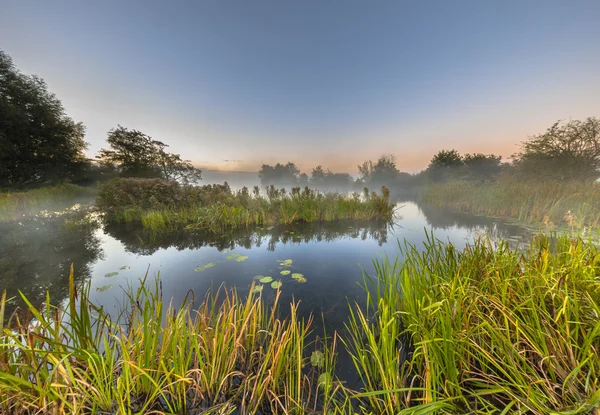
[2,48,599,192]
[259,117,600,190]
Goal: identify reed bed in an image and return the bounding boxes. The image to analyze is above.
[0,184,92,222]
[421,178,600,231]
[0,271,339,414]
[97,178,395,233]
[345,233,600,414]
[2,234,598,414]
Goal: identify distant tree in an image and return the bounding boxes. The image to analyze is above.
[0,50,88,187]
[426,149,464,182]
[513,118,600,181]
[358,155,400,185]
[98,126,201,184]
[311,165,326,186]
[462,153,502,181]
[298,172,309,186]
[257,162,300,186]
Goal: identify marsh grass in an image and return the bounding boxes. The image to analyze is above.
[0,270,338,414]
[345,233,600,414]
[2,234,599,414]
[0,184,92,222]
[98,178,395,233]
[422,179,600,232]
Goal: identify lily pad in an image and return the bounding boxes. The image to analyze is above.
[104,272,119,278]
[194,263,216,272]
[266,226,274,230]
[251,285,263,294]
[96,284,114,292]
[259,276,273,283]
[271,281,282,289]
[296,277,307,283]
[280,259,293,266]
[235,255,249,262]
[253,275,264,280]
[291,273,304,280]
[318,372,332,391]
[311,350,325,368]
[226,253,241,260]
[280,270,291,275]
[118,265,130,270]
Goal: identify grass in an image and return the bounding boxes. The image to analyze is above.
[1,234,599,414]
[97,178,396,233]
[0,184,93,222]
[421,178,600,232]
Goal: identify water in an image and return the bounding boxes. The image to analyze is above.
[1,201,532,322]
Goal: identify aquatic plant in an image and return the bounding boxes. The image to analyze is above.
[422,178,600,232]
[97,178,396,233]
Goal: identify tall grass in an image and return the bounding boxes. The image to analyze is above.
[98,178,396,233]
[345,233,600,414]
[0,184,92,222]
[0,270,336,414]
[421,178,600,231]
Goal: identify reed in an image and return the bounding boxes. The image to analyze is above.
[421,178,600,231]
[98,178,396,233]
[0,270,337,414]
[0,184,92,222]
[345,233,600,414]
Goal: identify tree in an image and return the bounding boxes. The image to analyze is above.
[98,126,201,184]
[426,149,464,182]
[514,118,600,181]
[358,155,400,185]
[311,165,326,186]
[462,153,502,181]
[0,50,88,187]
[257,162,300,186]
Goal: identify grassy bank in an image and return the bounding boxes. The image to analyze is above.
[97,178,395,233]
[421,179,600,231]
[0,184,93,222]
[1,234,599,414]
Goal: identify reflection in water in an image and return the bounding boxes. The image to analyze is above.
[0,209,102,319]
[103,219,391,255]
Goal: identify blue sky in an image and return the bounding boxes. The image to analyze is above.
[2,0,599,173]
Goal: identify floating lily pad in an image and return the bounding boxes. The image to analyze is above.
[251,285,263,294]
[289,232,295,235]
[253,275,264,280]
[96,284,114,292]
[296,277,307,283]
[266,226,274,230]
[311,350,325,368]
[259,276,273,283]
[235,255,249,262]
[118,266,130,270]
[291,273,304,280]
[280,270,291,275]
[194,263,216,272]
[280,259,293,266]
[226,253,241,260]
[271,281,282,289]
[104,272,119,278]
[318,372,332,390]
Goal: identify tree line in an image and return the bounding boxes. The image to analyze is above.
[2,49,599,190]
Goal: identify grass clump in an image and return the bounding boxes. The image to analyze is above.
[345,233,600,414]
[421,178,600,231]
[0,184,92,222]
[0,271,339,414]
[97,178,395,233]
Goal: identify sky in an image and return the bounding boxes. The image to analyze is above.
[1,0,599,173]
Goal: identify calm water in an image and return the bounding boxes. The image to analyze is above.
[1,202,532,323]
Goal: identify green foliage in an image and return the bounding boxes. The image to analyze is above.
[97,178,396,233]
[258,162,301,187]
[422,178,600,231]
[98,125,202,184]
[358,155,401,186]
[0,50,88,187]
[514,117,600,181]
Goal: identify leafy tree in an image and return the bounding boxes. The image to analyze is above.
[514,118,600,181]
[358,155,400,185]
[311,165,326,186]
[426,149,464,182]
[257,162,300,187]
[0,50,88,187]
[298,173,309,186]
[462,153,502,181]
[98,126,201,184]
